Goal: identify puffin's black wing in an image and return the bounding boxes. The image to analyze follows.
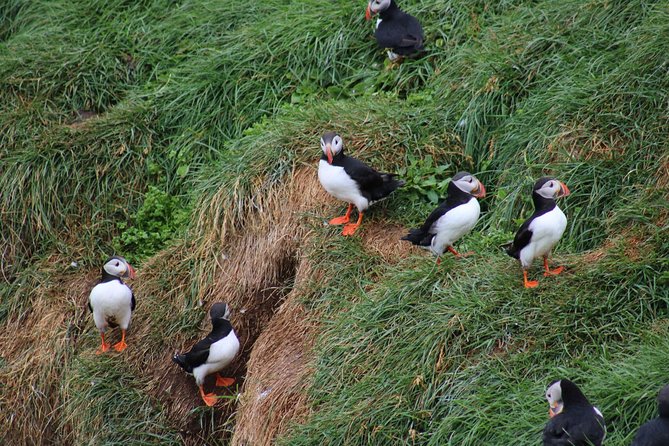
[375,14,424,55]
[180,337,214,369]
[402,201,452,246]
[131,292,136,312]
[632,418,669,446]
[506,218,533,259]
[88,300,93,312]
[339,155,403,202]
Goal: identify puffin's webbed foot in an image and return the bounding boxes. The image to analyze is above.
[543,256,564,276]
[199,385,218,407]
[96,333,110,355]
[523,270,539,288]
[215,374,235,387]
[329,204,353,225]
[113,329,128,352]
[342,212,364,236]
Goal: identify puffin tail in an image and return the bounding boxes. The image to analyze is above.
[401,228,432,247]
[378,174,405,199]
[501,241,519,259]
[172,354,192,373]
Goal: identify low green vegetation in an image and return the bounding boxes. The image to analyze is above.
[1,0,667,445]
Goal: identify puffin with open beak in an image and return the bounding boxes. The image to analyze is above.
[402,172,485,262]
[365,0,424,62]
[88,256,136,353]
[317,132,404,236]
[543,379,605,446]
[505,177,571,288]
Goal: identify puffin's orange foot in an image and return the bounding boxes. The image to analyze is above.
[96,343,111,355]
[342,223,361,236]
[328,215,351,225]
[215,375,235,387]
[201,392,218,407]
[524,279,539,288]
[436,257,441,265]
[113,340,128,352]
[544,266,564,276]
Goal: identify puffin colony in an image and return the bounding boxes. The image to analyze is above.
[81,2,664,443]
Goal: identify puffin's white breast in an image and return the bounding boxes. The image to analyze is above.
[318,160,369,211]
[519,206,567,268]
[430,198,480,255]
[89,281,133,329]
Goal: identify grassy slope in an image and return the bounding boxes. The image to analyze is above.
[1,0,668,445]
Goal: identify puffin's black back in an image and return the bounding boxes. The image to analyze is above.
[505,177,558,259]
[172,317,233,373]
[324,150,404,202]
[632,385,669,446]
[375,0,424,56]
[402,175,474,246]
[542,380,605,446]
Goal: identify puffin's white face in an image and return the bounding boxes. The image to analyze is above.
[320,133,343,164]
[103,257,135,279]
[546,381,564,418]
[535,178,570,200]
[366,0,391,19]
[452,173,486,198]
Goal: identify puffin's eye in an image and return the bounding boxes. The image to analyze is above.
[547,393,551,398]
[548,182,554,188]
[468,178,473,183]
[115,262,120,267]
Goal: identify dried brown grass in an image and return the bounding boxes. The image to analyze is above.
[0,255,95,445]
[0,162,414,445]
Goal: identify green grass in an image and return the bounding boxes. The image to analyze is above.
[1,0,668,444]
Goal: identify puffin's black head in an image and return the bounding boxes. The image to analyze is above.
[533,177,570,200]
[450,171,486,198]
[210,302,231,321]
[102,256,136,279]
[320,132,344,164]
[658,384,669,418]
[545,379,590,418]
[366,0,393,20]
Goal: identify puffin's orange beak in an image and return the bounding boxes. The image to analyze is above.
[558,181,570,197]
[473,181,486,198]
[325,144,333,164]
[549,402,562,418]
[365,4,372,20]
[127,264,136,280]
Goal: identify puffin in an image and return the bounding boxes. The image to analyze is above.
[365,0,424,61]
[631,384,669,446]
[88,256,136,354]
[172,303,240,407]
[505,177,570,288]
[318,131,404,236]
[543,379,606,446]
[402,171,486,262]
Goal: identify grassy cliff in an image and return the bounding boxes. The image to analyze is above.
[1,0,667,445]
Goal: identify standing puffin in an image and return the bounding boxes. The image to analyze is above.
[365,0,424,61]
[88,256,136,354]
[402,172,485,261]
[505,177,570,288]
[543,379,606,446]
[631,384,669,446]
[318,132,404,236]
[172,303,240,407]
